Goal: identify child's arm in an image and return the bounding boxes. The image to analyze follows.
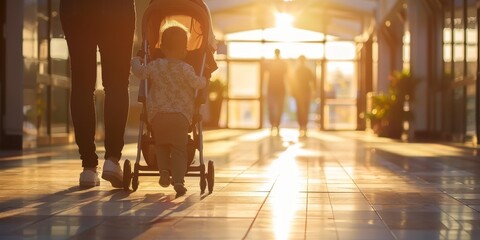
[131,57,150,79]
[182,64,206,89]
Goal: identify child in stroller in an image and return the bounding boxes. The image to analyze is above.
[131,26,206,195]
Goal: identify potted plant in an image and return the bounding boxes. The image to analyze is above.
[365,93,394,136]
[365,70,415,139]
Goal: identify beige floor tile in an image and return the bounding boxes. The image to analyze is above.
[0,129,479,239]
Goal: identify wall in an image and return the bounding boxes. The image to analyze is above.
[3,0,24,149]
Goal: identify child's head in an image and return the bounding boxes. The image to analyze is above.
[161,26,188,59]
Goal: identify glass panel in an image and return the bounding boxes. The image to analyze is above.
[227,61,261,129]
[454,43,465,61]
[226,29,264,41]
[325,42,356,60]
[452,87,465,141]
[262,42,324,59]
[218,99,228,128]
[324,61,357,130]
[453,0,465,79]
[228,42,324,60]
[444,7,453,79]
[444,44,453,62]
[262,28,325,42]
[466,84,476,138]
[228,62,260,98]
[467,45,478,77]
[51,86,69,134]
[50,0,69,77]
[226,27,326,59]
[24,85,48,140]
[325,61,356,99]
[35,84,48,136]
[212,61,227,86]
[227,42,263,59]
[323,101,356,130]
[443,27,452,43]
[226,28,325,42]
[228,100,260,128]
[23,0,42,146]
[23,3,38,59]
[466,1,477,78]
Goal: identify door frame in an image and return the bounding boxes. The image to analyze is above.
[477,0,480,142]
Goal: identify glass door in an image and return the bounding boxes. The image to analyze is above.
[24,0,71,147]
[451,0,465,141]
[450,0,478,143]
[323,61,358,130]
[226,61,262,129]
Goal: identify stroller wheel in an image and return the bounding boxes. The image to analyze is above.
[132,163,140,191]
[207,160,214,194]
[199,163,206,194]
[123,159,132,191]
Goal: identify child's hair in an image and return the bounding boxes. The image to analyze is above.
[161,26,188,51]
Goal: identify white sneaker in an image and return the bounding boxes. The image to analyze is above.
[79,169,100,187]
[101,159,123,188]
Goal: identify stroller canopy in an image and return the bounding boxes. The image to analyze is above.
[142,0,216,52]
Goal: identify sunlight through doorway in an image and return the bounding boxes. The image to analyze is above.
[214,26,358,130]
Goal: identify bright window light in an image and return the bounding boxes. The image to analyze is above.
[275,13,294,28]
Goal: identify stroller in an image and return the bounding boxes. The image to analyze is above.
[123,0,217,194]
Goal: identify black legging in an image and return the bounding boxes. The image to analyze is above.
[60,0,135,167]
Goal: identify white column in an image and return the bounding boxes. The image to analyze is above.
[377,31,392,93]
[406,0,429,133]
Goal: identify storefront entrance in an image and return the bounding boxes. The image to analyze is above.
[214,32,359,130]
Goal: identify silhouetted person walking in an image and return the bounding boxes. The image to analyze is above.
[265,49,287,136]
[60,0,135,187]
[292,55,315,137]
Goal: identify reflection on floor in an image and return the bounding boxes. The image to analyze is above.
[0,128,479,239]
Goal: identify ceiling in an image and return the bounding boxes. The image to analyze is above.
[204,0,398,41]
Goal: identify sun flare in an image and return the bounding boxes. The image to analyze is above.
[275,12,294,29]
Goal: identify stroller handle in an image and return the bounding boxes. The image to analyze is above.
[137,40,150,103]
[195,53,208,108]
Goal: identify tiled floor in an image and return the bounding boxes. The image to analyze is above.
[0,128,479,239]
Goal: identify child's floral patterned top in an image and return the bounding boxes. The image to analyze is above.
[131,57,206,124]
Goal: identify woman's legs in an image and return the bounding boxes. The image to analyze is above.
[98,0,135,161]
[60,0,99,168]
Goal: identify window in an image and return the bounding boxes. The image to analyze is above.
[466,0,477,79]
[443,9,453,78]
[453,0,465,79]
